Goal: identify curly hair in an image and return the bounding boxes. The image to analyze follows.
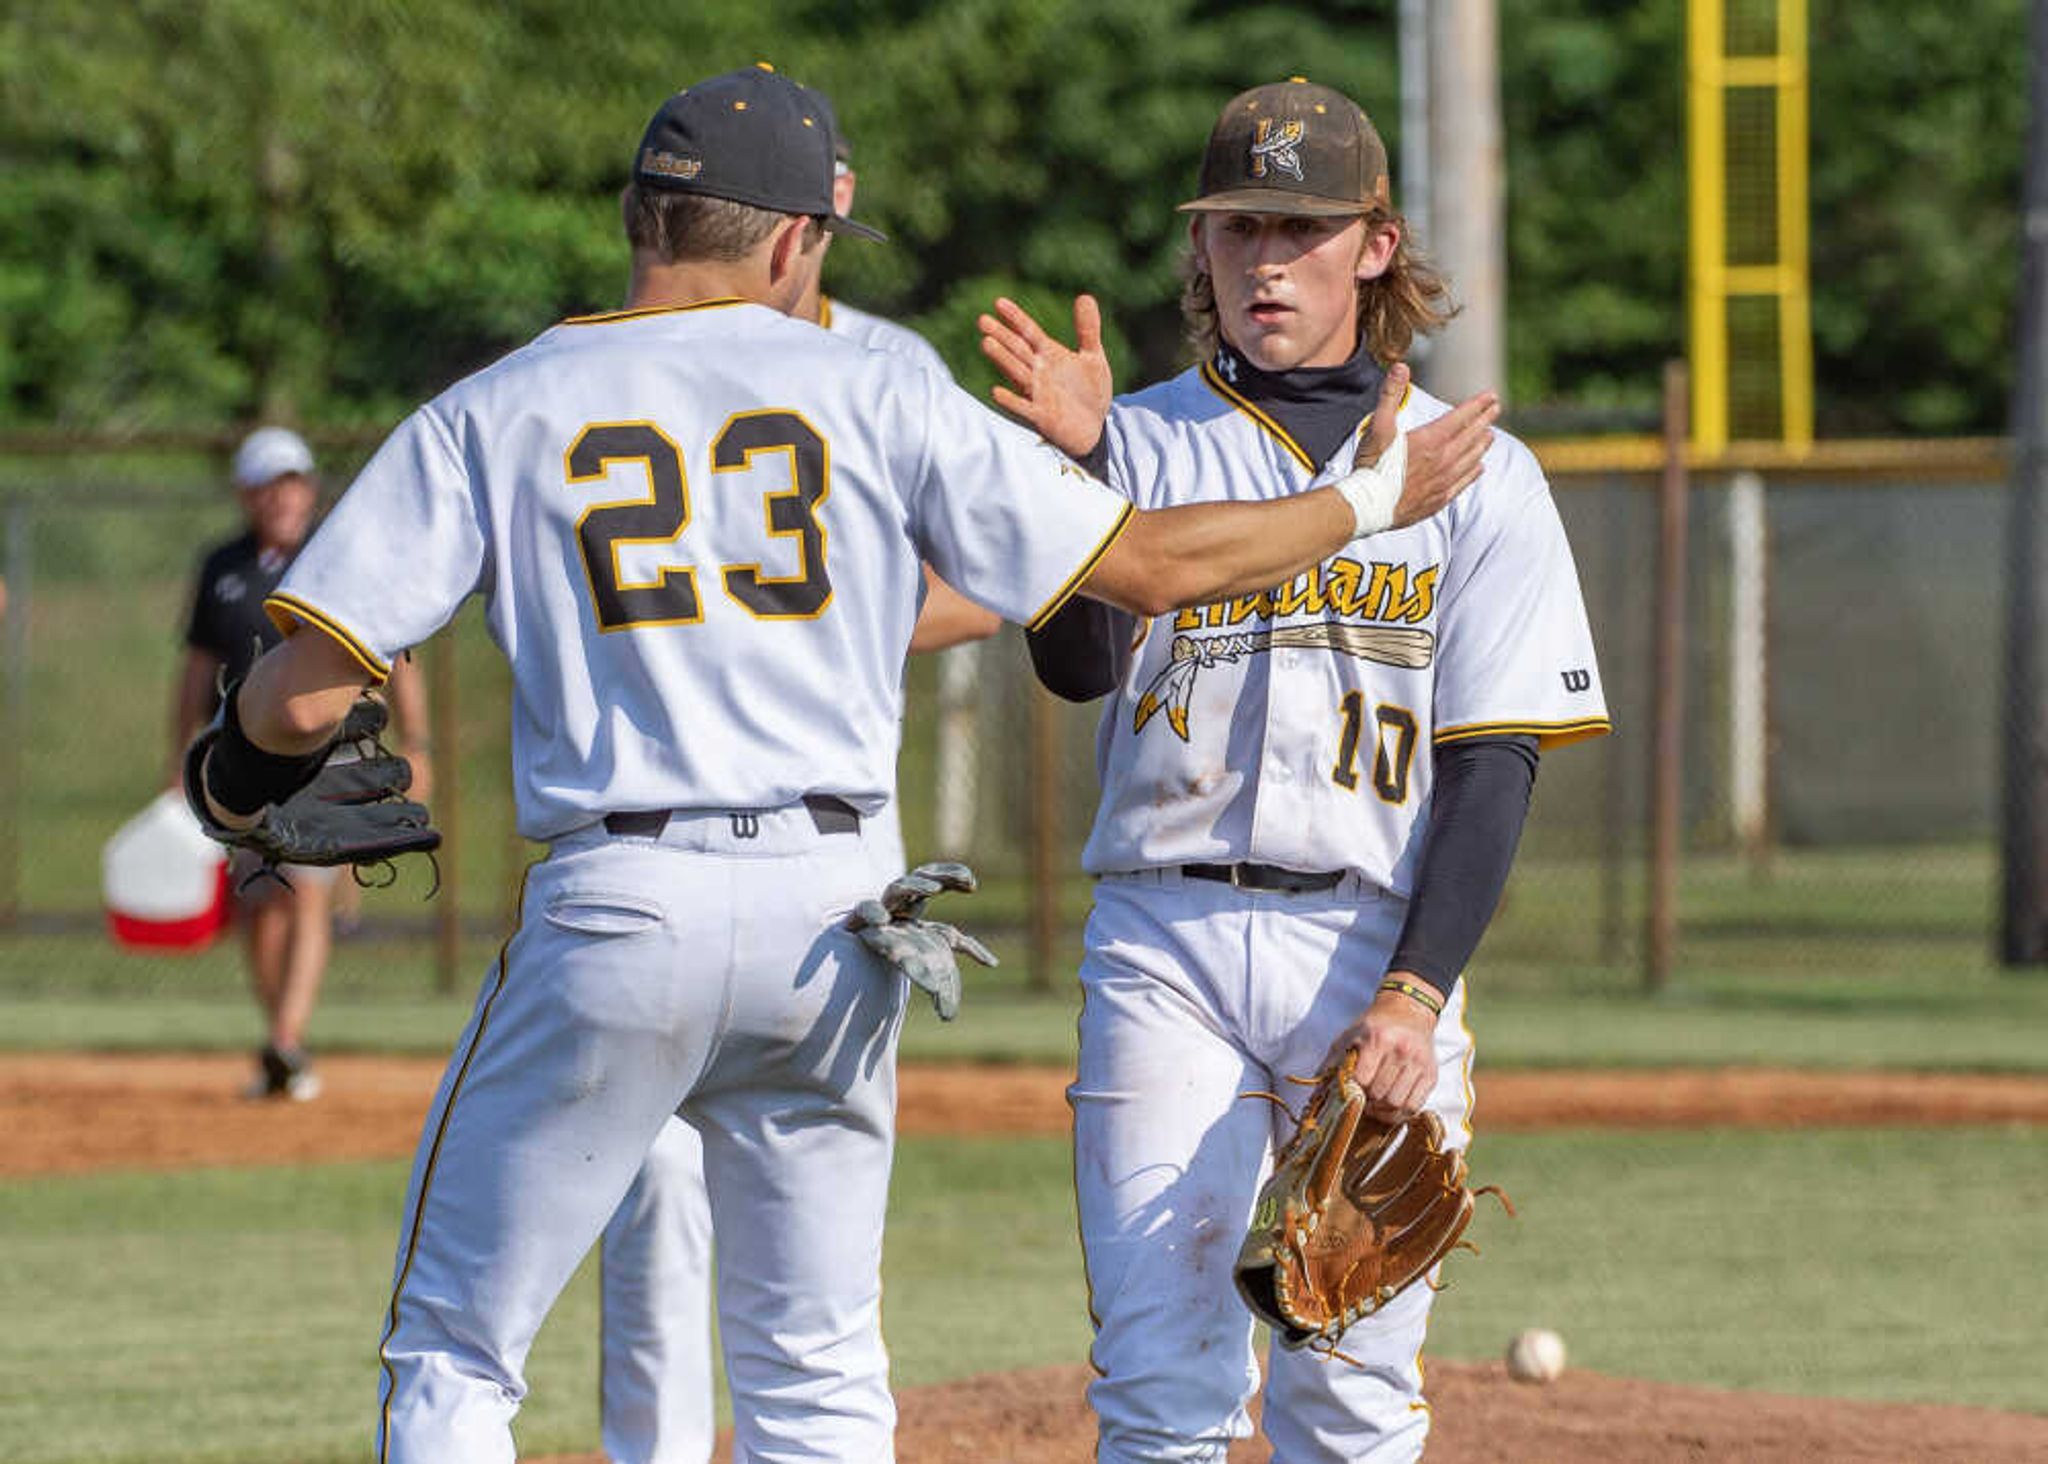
[1179,206,1454,365]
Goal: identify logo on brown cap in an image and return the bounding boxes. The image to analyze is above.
[1181,78,1390,218]
[1249,119,1305,182]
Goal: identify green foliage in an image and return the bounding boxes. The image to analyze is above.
[1808,2,2028,434]
[0,2,2025,435]
[1500,3,1689,414]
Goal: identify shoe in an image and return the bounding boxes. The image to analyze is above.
[246,1043,322,1102]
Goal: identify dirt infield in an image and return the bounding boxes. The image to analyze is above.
[5,1051,2048,1177]
[522,1360,2048,1463]
[12,1052,2048,1459]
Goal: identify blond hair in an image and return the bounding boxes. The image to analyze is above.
[1179,206,1454,364]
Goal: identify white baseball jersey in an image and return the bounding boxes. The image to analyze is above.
[826,292,962,723]
[267,299,1131,840]
[823,296,950,379]
[1080,371,1609,892]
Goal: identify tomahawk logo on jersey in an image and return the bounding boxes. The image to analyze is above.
[1081,379,1609,896]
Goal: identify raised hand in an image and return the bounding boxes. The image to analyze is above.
[1355,365,1501,530]
[977,294,1115,459]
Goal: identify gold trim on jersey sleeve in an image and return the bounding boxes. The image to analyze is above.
[1199,361,1315,472]
[1025,500,1137,632]
[1433,715,1613,750]
[559,297,748,327]
[263,592,393,684]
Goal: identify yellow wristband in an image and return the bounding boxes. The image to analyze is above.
[1378,977,1445,1015]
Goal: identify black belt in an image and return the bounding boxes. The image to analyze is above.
[604,794,862,840]
[1183,862,1345,895]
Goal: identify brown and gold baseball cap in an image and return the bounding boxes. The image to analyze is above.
[1179,77,1390,218]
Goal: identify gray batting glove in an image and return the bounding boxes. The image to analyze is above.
[846,861,997,1021]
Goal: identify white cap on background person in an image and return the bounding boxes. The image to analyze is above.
[232,426,315,489]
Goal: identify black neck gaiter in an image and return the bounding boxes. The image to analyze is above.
[1212,336,1386,472]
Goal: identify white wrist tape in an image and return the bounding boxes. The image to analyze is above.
[1334,429,1408,538]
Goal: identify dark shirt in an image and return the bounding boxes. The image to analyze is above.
[184,532,295,697]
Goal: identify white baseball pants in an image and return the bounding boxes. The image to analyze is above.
[602,1118,716,1464]
[1071,870,1473,1464]
[375,804,904,1464]
[593,804,908,1464]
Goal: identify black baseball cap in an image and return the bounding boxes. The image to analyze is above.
[1179,77,1391,218]
[633,64,885,241]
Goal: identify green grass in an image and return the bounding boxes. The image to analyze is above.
[8,900,2048,1072]
[1431,1126,2048,1410]
[3,1127,2043,1463]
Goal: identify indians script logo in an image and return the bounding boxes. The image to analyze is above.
[1134,558,1439,741]
[1249,118,1305,182]
[639,148,703,182]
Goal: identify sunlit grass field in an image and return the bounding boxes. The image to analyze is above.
[4,1126,2043,1464]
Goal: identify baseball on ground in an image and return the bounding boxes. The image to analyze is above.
[1506,1327,1567,1383]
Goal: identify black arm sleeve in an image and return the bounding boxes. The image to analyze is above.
[1025,432,1135,702]
[1388,735,1540,997]
[1027,599,1136,702]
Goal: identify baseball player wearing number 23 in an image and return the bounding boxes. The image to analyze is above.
[988,79,1610,1461]
[187,65,1478,1464]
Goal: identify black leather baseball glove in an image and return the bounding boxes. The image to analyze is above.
[185,693,440,873]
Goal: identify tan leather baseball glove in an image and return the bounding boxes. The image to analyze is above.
[1234,1048,1501,1357]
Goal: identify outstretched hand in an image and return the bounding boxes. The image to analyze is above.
[977,294,1114,460]
[1355,366,1501,530]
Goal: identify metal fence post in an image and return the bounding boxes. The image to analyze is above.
[1728,469,1773,874]
[1600,475,1630,965]
[1647,362,1690,993]
[0,502,28,929]
[2002,0,2048,966]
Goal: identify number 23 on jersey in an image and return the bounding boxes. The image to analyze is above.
[566,413,831,632]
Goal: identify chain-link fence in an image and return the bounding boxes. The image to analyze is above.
[0,440,2013,999]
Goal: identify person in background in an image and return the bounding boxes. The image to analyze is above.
[170,426,431,1100]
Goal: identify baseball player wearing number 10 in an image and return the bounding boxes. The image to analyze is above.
[986,79,1610,1460]
[191,65,1479,1464]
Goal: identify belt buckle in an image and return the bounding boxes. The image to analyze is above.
[1229,864,1255,892]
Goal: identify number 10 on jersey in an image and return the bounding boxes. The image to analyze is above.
[567,415,832,632]
[1332,690,1417,804]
